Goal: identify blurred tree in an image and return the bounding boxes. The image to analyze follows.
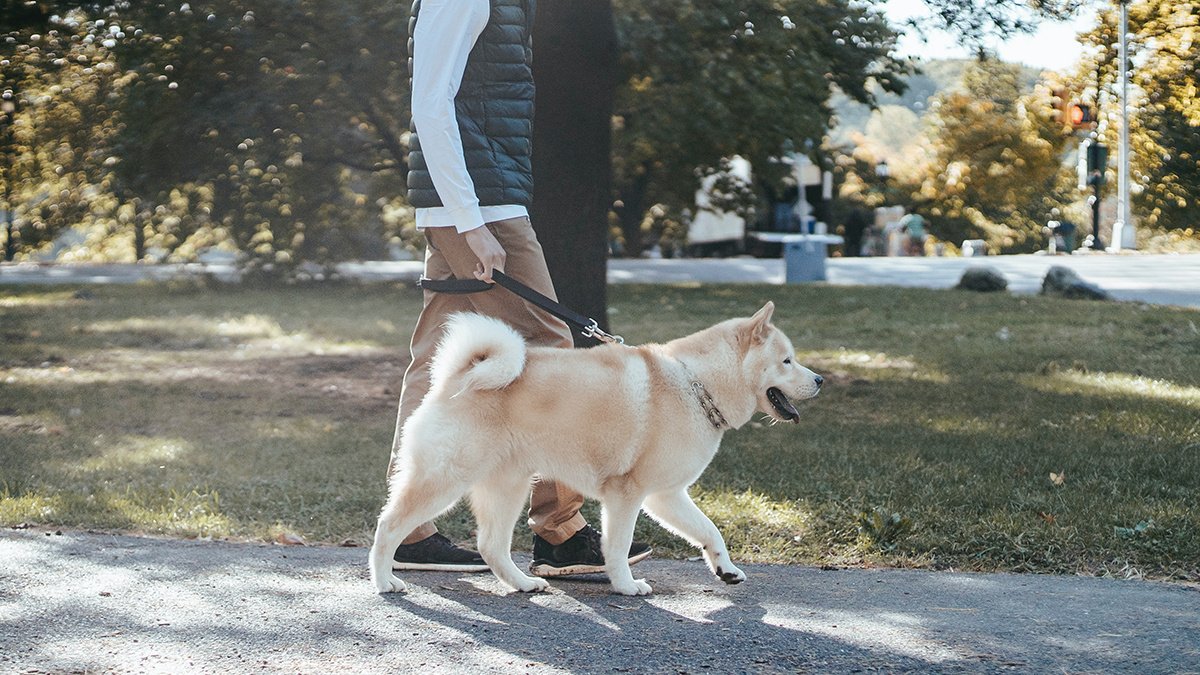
[102,0,412,270]
[914,60,1072,251]
[1,0,1108,271]
[1,10,123,261]
[609,0,908,256]
[1076,0,1198,235]
[904,0,1086,48]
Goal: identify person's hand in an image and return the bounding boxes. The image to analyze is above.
[463,226,506,282]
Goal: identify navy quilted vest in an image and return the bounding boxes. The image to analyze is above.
[406,0,536,209]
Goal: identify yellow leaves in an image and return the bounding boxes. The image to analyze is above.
[1049,471,1065,487]
[629,75,654,94]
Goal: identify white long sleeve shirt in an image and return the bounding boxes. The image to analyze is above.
[410,0,528,233]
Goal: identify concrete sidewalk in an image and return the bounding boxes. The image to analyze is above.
[2,530,1197,674]
[3,253,1199,309]
[610,254,1200,309]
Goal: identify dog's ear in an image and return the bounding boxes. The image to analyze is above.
[740,301,775,345]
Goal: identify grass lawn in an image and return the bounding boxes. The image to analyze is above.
[1,280,1197,581]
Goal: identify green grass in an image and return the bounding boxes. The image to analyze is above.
[2,280,1198,581]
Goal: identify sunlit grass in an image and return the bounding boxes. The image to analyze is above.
[1027,370,1200,408]
[85,313,285,339]
[0,488,233,538]
[0,290,80,308]
[1,281,1198,581]
[74,436,194,472]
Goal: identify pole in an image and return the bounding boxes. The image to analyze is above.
[1111,0,1135,250]
[793,152,810,233]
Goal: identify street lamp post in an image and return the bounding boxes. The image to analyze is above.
[1111,0,1136,250]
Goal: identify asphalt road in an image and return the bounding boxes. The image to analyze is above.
[2,530,1198,674]
[2,253,1199,309]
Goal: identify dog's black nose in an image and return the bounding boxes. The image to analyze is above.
[814,375,824,387]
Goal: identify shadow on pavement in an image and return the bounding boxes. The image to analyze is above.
[3,531,1198,673]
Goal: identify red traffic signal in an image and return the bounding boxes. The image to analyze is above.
[1069,103,1094,128]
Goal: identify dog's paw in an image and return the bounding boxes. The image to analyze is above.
[716,565,746,585]
[513,575,551,593]
[612,578,653,596]
[374,574,409,594]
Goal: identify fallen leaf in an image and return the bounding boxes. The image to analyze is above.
[275,532,306,546]
[1038,512,1056,524]
[1049,471,1065,486]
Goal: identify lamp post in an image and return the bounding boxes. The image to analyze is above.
[874,159,889,207]
[1111,0,1136,250]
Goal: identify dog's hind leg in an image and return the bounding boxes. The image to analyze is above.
[470,475,549,593]
[369,474,470,594]
[600,496,652,596]
[643,489,745,585]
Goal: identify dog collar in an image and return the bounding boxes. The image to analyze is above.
[679,362,728,430]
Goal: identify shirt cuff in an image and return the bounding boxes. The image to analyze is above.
[448,204,486,234]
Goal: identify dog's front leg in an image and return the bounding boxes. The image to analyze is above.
[370,516,410,594]
[643,489,745,585]
[600,497,652,595]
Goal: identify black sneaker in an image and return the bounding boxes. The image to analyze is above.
[392,533,489,572]
[529,525,652,577]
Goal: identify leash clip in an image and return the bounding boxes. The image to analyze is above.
[581,319,625,345]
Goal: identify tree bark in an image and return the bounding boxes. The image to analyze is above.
[530,0,617,337]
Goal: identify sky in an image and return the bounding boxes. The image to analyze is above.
[884,0,1100,71]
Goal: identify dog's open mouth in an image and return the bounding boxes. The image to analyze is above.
[766,387,800,423]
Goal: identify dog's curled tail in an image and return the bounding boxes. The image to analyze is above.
[429,313,527,397]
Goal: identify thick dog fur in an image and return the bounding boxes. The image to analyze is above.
[369,302,822,596]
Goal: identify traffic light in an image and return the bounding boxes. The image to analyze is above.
[1049,87,1095,131]
[1068,103,1094,129]
[1078,139,1108,190]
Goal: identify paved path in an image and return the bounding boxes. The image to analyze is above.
[2,251,1200,309]
[3,530,1197,674]
[610,254,1200,309]
[3,253,1199,309]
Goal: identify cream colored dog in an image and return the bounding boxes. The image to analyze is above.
[369,301,822,596]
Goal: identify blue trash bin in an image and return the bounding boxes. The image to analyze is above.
[785,238,826,282]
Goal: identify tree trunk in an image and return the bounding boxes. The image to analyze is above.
[3,175,14,262]
[2,108,15,262]
[133,214,146,262]
[530,0,617,337]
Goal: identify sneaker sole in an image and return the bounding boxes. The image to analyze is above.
[392,561,490,572]
[528,548,652,578]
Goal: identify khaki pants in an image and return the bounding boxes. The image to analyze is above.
[389,217,587,545]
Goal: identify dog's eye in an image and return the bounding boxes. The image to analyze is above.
[783,357,792,365]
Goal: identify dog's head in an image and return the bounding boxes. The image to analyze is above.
[737,302,822,424]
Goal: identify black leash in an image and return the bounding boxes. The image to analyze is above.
[418,270,625,345]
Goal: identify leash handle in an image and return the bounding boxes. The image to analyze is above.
[418,271,625,345]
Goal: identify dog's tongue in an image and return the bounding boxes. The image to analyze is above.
[767,387,800,423]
